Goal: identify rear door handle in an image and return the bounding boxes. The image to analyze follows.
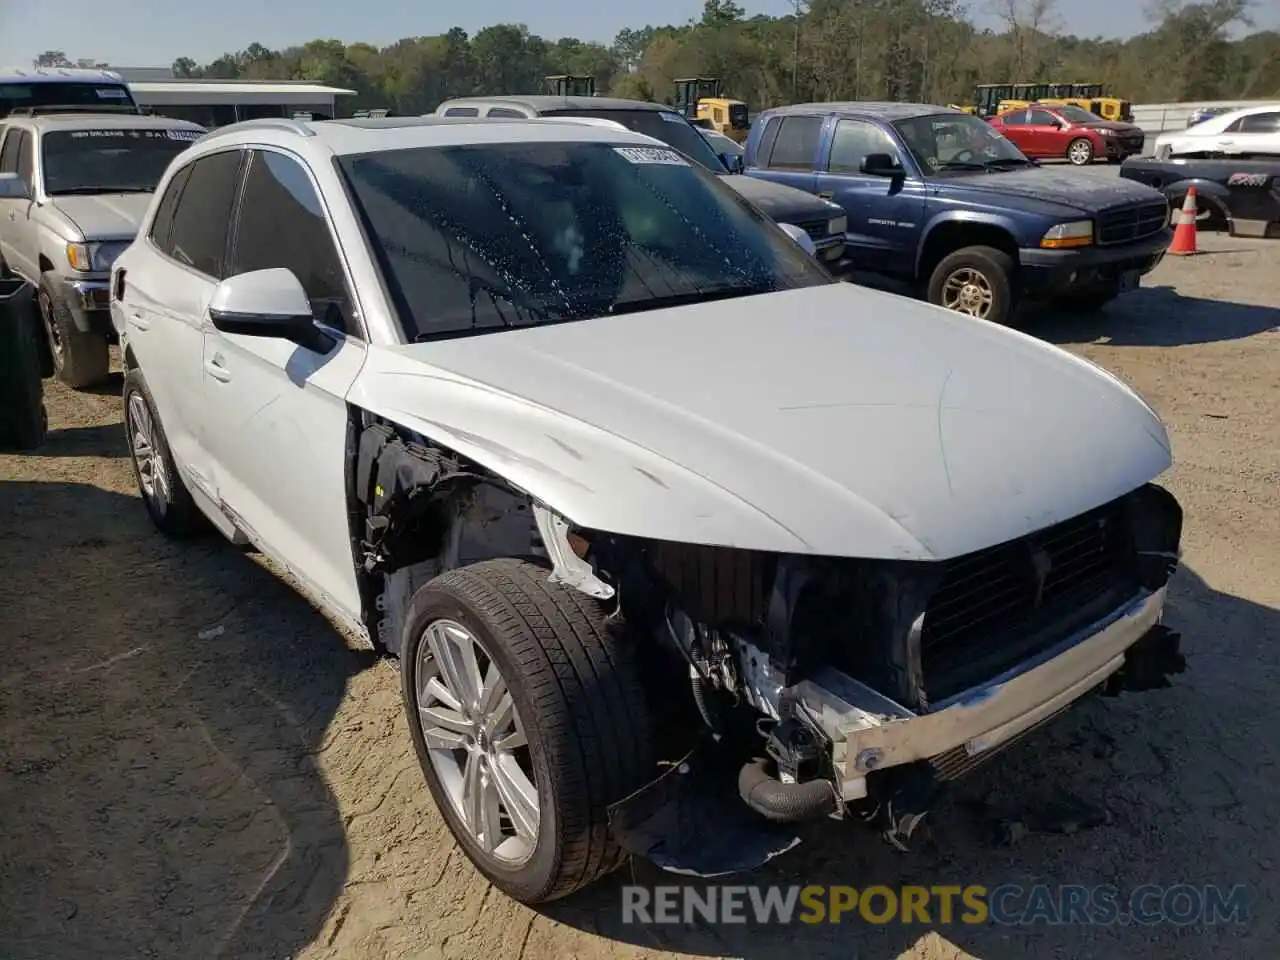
[127,311,151,331]
[204,356,232,383]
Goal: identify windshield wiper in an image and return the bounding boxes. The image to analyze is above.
[51,185,152,195]
[983,156,1035,168]
[936,160,990,171]
[606,284,769,317]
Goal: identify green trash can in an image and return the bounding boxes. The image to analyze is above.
[0,277,47,450]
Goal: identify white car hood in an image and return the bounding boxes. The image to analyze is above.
[351,284,1171,561]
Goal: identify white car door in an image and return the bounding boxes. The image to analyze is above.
[118,149,245,500]
[1212,110,1280,156]
[201,147,366,620]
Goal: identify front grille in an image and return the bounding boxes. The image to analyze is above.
[1097,200,1168,245]
[1120,136,1143,150]
[795,219,830,240]
[919,497,1137,703]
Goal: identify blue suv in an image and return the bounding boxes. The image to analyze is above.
[745,102,1173,325]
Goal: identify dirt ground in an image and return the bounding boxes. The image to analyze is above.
[2,228,1279,960]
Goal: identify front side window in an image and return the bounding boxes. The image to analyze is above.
[0,129,24,175]
[229,150,353,334]
[40,128,202,196]
[16,132,33,189]
[1238,112,1280,133]
[486,107,526,119]
[166,150,243,278]
[894,114,1031,174]
[339,140,833,343]
[443,106,479,117]
[828,119,902,173]
[542,108,726,173]
[1028,109,1059,126]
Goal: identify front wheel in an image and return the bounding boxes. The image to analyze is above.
[38,275,109,389]
[1067,137,1095,166]
[401,558,655,904]
[926,245,1015,325]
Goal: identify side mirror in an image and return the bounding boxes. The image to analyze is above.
[778,222,817,257]
[208,268,333,353]
[719,151,745,173]
[860,153,903,178]
[0,172,30,200]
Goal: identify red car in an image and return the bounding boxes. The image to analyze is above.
[987,104,1146,166]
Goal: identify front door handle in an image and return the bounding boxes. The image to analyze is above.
[817,190,835,199]
[127,311,151,331]
[204,355,232,383]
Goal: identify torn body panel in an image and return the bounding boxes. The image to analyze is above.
[346,407,1186,877]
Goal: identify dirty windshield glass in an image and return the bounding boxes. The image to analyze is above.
[893,113,1031,174]
[339,140,833,342]
[542,108,728,172]
[41,129,202,195]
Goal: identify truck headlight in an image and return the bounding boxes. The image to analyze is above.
[66,241,129,273]
[1039,220,1093,249]
[828,215,847,236]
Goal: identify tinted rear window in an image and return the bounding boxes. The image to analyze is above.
[41,128,201,195]
[0,81,138,118]
[765,116,823,169]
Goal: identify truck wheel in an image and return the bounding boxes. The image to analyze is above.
[927,246,1015,325]
[0,285,47,451]
[122,366,205,537]
[38,275,109,389]
[401,558,655,904]
[1066,137,1094,165]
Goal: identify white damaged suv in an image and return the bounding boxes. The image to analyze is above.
[111,115,1186,905]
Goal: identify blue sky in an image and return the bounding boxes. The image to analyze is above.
[0,0,1275,69]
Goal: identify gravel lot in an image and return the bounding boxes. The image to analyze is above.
[2,192,1278,960]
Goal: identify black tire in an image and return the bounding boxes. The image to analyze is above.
[926,245,1015,325]
[401,558,655,904]
[122,366,205,537]
[38,274,109,389]
[1067,137,1095,165]
[0,286,47,451]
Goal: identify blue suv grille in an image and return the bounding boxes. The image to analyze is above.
[1097,200,1168,245]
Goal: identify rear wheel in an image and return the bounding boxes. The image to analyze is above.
[123,367,205,537]
[926,245,1015,325]
[1066,137,1094,165]
[38,274,109,389]
[401,558,655,904]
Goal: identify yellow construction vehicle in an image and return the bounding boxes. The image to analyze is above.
[545,74,596,97]
[673,77,751,143]
[968,82,1131,123]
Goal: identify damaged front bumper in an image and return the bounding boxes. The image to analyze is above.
[795,585,1172,802]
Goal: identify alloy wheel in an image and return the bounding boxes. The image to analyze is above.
[941,267,994,318]
[127,392,171,510]
[414,618,539,865]
[38,289,65,368]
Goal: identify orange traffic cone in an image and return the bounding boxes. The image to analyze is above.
[1168,186,1199,256]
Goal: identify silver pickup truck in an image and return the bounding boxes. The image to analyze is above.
[0,111,204,387]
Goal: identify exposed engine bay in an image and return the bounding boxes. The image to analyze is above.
[350,413,1187,877]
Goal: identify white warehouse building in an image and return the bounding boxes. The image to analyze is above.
[114,67,357,128]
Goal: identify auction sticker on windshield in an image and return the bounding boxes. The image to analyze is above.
[165,129,203,141]
[614,146,689,165]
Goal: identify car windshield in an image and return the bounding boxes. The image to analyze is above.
[541,108,728,173]
[1055,105,1100,123]
[0,81,138,119]
[41,128,201,195]
[893,113,1032,174]
[338,140,833,343]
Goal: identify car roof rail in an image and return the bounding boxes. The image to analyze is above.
[7,104,143,117]
[206,117,317,139]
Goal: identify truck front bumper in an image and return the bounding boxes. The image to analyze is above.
[62,278,113,336]
[793,585,1170,802]
[1019,228,1172,298]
